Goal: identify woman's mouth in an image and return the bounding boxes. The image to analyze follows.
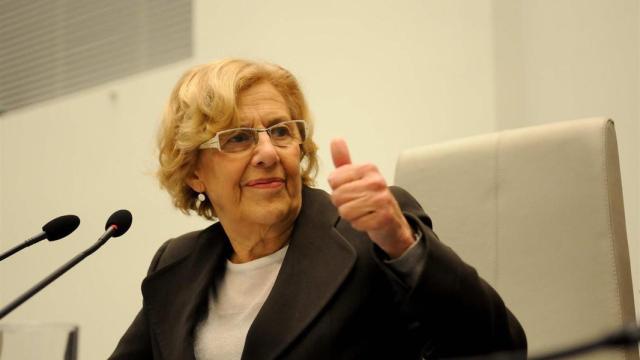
[245,178,285,189]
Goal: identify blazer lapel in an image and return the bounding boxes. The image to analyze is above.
[142,223,230,360]
[242,186,357,360]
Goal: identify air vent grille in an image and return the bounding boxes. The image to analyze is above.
[0,0,192,113]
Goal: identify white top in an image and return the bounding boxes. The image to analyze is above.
[194,245,288,360]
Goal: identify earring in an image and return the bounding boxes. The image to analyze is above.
[195,193,206,209]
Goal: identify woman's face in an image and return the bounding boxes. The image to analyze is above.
[189,81,303,230]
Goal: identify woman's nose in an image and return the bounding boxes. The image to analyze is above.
[250,131,279,167]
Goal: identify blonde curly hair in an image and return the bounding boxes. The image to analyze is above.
[157,59,318,220]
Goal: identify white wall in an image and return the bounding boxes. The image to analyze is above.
[193,0,499,184]
[0,0,638,358]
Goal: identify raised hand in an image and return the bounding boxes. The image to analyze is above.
[327,138,415,258]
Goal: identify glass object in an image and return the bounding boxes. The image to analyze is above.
[199,120,308,153]
[0,322,78,360]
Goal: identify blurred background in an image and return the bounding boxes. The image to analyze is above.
[0,0,638,358]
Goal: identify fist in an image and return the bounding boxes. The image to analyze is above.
[327,138,415,258]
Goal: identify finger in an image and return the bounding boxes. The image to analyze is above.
[331,138,352,168]
[330,181,367,208]
[337,199,379,228]
[341,198,403,233]
[335,191,386,223]
[328,164,357,190]
[331,173,387,207]
[328,162,384,191]
[349,212,384,232]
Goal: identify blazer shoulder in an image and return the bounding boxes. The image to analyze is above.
[147,226,212,274]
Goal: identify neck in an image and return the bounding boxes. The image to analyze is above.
[222,221,294,264]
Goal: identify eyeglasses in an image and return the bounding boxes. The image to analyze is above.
[199,120,308,154]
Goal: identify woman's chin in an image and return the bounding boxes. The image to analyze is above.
[245,201,300,228]
[250,208,290,227]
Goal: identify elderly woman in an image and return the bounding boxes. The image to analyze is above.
[110,59,526,359]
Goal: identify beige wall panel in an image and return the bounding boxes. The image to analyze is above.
[494,0,640,320]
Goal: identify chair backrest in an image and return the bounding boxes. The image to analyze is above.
[394,117,637,359]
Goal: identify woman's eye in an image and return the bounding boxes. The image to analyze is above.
[271,126,291,138]
[224,131,252,144]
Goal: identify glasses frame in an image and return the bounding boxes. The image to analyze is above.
[198,120,308,153]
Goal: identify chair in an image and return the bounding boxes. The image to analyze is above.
[394,117,637,359]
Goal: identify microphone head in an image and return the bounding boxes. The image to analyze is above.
[42,215,80,241]
[106,209,132,237]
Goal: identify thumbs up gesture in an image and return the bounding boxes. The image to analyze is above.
[328,139,415,258]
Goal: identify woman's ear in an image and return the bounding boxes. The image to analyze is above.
[186,171,206,193]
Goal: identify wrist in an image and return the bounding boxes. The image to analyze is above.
[382,225,416,259]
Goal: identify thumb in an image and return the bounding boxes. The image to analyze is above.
[331,138,352,168]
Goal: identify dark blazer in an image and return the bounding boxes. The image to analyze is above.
[110,186,526,359]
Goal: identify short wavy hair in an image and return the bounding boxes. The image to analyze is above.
[157,59,319,220]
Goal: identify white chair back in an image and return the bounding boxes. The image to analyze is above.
[395,118,637,359]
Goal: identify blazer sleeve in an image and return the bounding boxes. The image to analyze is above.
[378,186,527,359]
[108,241,170,360]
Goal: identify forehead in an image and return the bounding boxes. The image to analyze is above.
[235,81,291,126]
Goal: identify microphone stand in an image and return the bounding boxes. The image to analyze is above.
[0,227,116,319]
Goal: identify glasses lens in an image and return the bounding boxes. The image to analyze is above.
[218,129,256,153]
[212,121,306,153]
[269,121,306,146]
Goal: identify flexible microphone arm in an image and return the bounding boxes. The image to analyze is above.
[441,324,640,360]
[0,210,131,319]
[0,215,80,261]
[0,232,48,261]
[529,324,640,360]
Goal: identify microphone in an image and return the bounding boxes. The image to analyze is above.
[104,209,133,238]
[0,215,80,261]
[0,210,132,319]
